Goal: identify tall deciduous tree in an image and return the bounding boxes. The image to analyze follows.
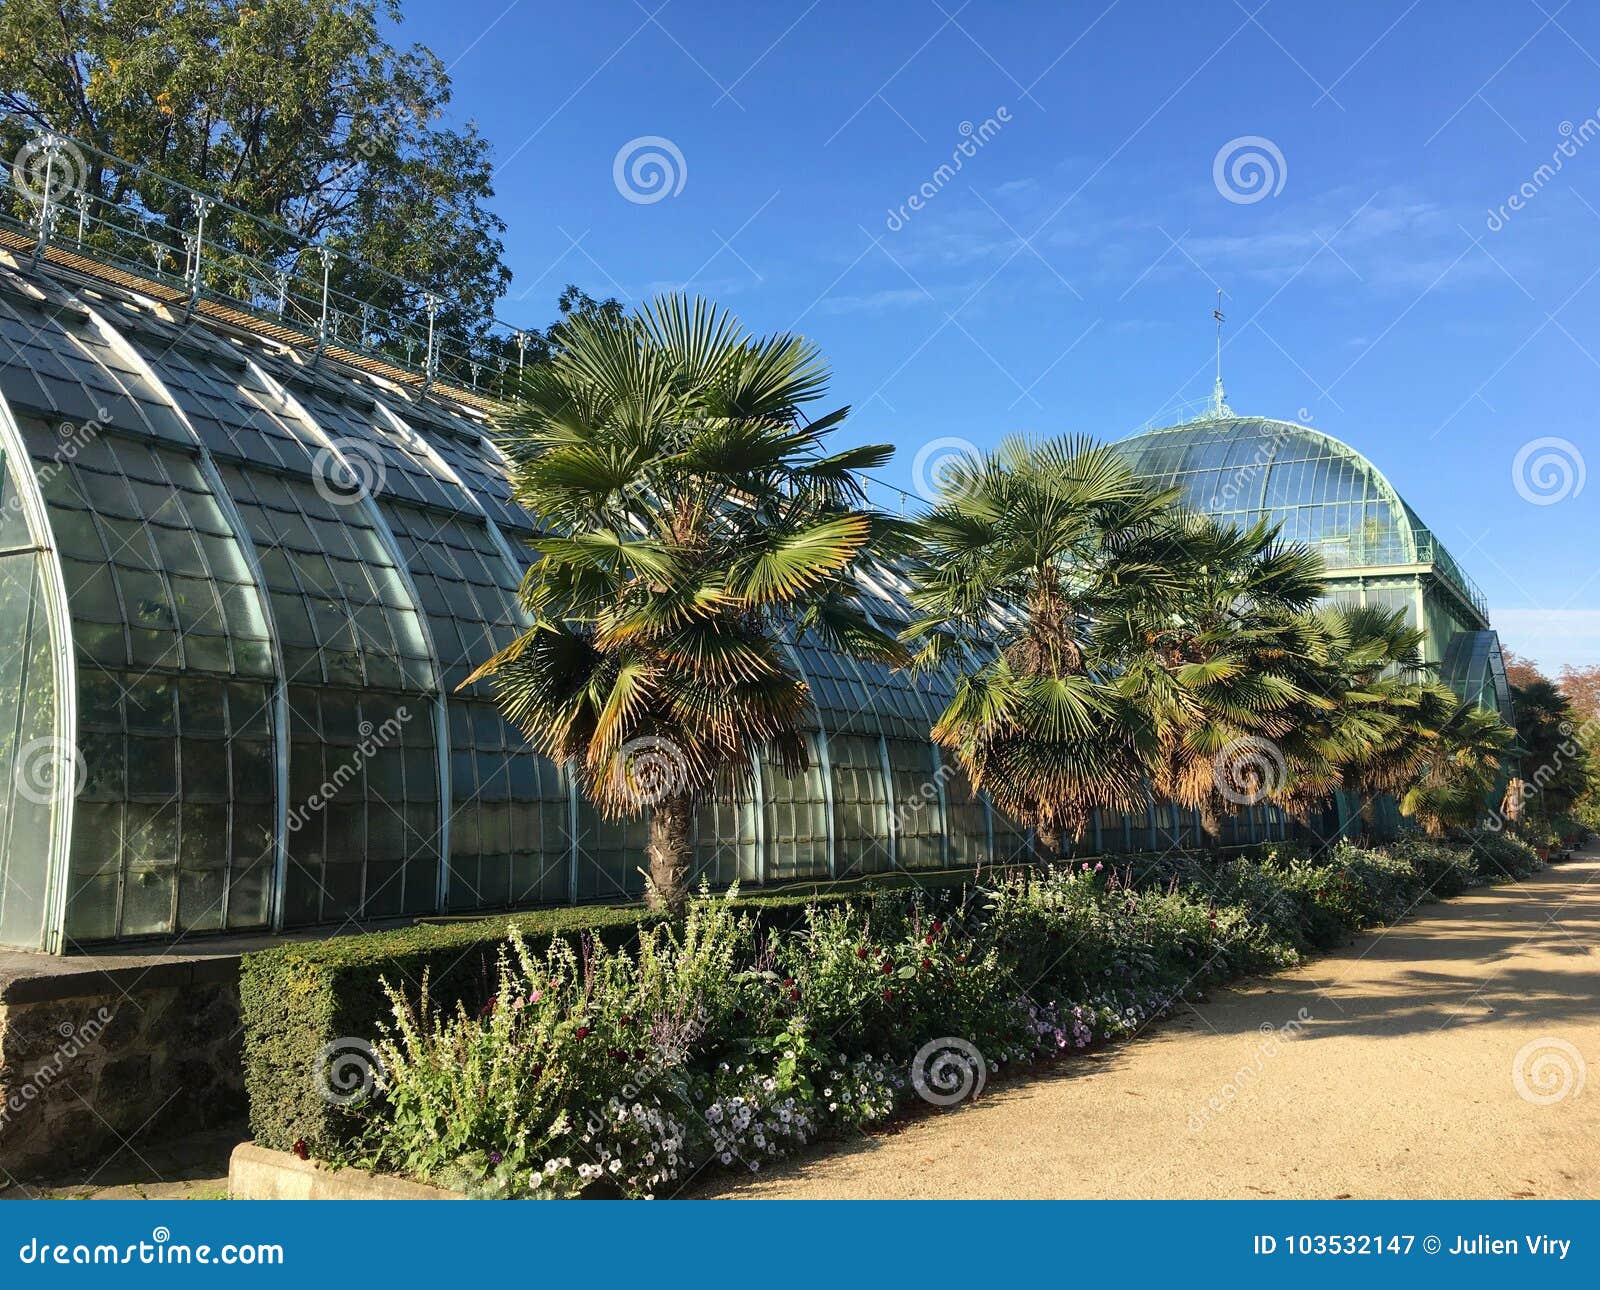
[0,0,509,333]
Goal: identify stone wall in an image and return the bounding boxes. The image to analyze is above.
[0,958,244,1181]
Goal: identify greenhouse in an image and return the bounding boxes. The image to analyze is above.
[0,249,1045,953]
[1115,407,1513,709]
[0,250,1510,954]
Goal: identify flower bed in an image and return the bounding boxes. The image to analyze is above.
[320,832,1540,1198]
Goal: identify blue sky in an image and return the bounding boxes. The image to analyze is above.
[395,0,1598,672]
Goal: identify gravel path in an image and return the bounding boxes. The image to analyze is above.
[700,852,1600,1200]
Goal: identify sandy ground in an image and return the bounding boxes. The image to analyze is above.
[699,853,1600,1200]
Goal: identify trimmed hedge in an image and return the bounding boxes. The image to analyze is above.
[240,870,984,1154]
[242,904,658,1154]
[239,834,1541,1158]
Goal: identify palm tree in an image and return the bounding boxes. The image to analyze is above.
[901,436,1180,860]
[468,295,902,912]
[1104,514,1325,850]
[1400,693,1516,837]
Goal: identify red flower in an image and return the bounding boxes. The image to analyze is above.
[880,960,894,975]
[924,934,935,946]
[920,958,933,971]
[574,1026,591,1041]
[781,977,794,988]
[788,988,801,1003]
[856,946,869,960]
[956,953,968,965]
[931,920,944,934]
[881,988,894,1002]
[292,1139,309,1161]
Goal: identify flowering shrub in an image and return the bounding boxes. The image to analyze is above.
[345,835,1529,1197]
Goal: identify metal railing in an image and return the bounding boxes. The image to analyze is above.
[1,126,534,401]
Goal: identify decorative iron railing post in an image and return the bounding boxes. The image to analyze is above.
[273,268,289,318]
[184,195,212,321]
[313,246,333,360]
[74,191,89,246]
[30,134,60,264]
[421,293,439,396]
[516,330,527,372]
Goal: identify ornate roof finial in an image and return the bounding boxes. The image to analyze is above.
[1210,287,1232,418]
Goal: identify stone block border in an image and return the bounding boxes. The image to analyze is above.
[228,1143,464,1200]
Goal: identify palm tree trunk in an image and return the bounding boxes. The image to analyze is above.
[646,792,694,913]
[1358,796,1376,842]
[1034,820,1063,865]
[1198,798,1223,853]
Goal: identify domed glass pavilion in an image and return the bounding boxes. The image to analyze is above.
[1115,407,1514,711]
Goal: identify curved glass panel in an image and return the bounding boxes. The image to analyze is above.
[0,438,60,949]
[13,415,278,941]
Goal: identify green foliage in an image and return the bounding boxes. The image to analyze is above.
[901,435,1182,847]
[475,294,902,909]
[307,836,1521,1197]
[0,0,509,331]
[239,903,656,1157]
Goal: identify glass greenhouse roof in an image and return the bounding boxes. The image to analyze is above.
[1,251,1078,952]
[1115,414,1488,624]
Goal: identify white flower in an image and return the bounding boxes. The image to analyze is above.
[529,1170,544,1188]
[720,1152,733,1164]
